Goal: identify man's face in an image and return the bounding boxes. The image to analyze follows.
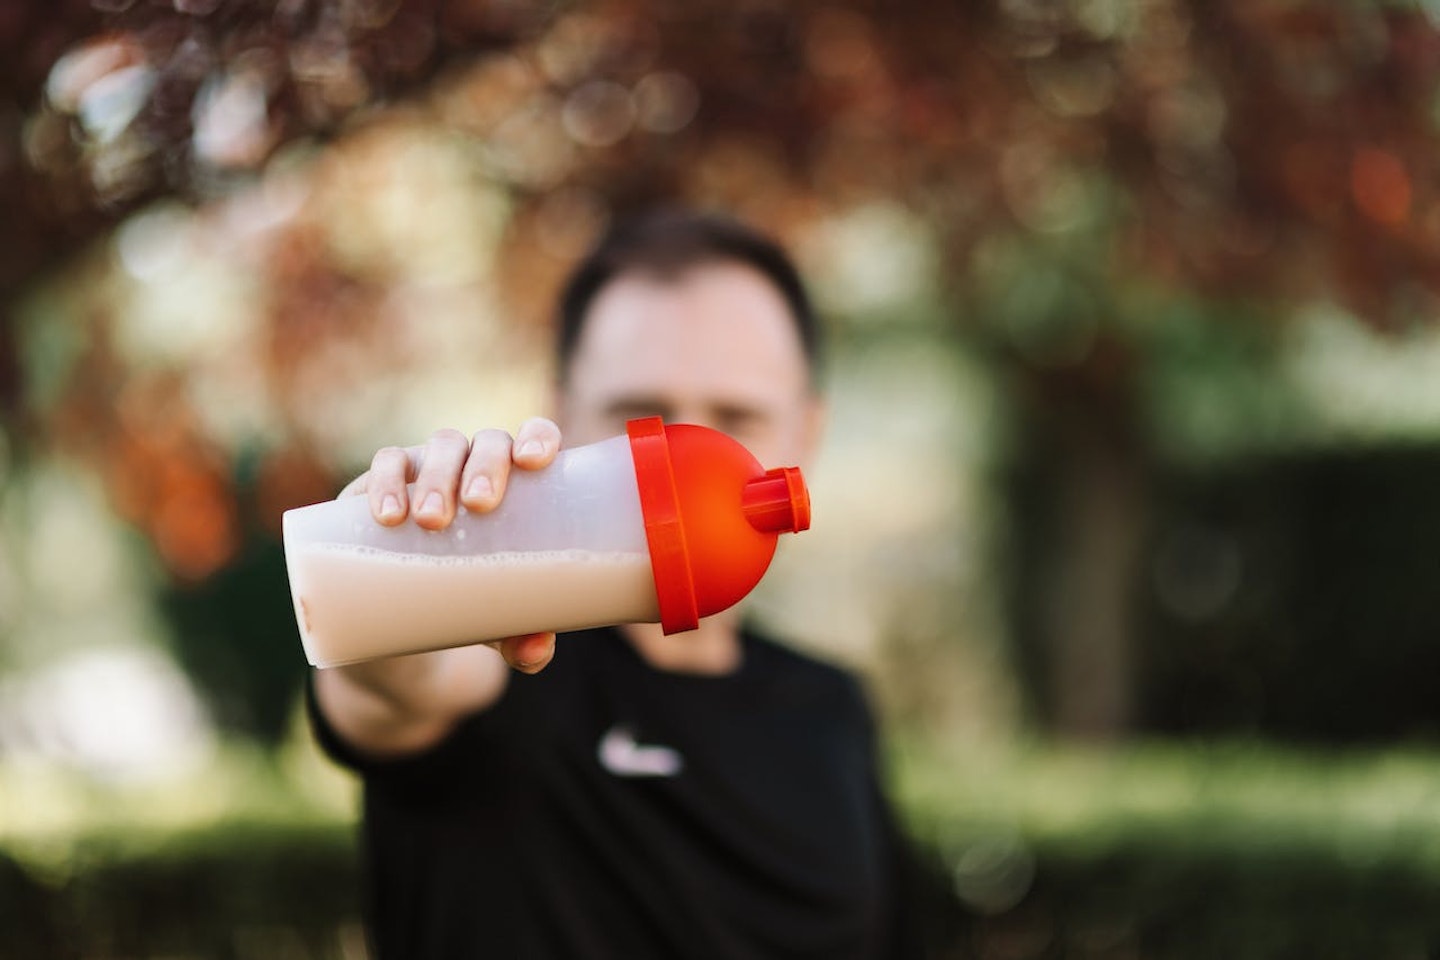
[557,261,823,470]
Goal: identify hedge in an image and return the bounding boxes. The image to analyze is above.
[7,740,1440,958]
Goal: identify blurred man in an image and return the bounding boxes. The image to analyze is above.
[308,211,925,958]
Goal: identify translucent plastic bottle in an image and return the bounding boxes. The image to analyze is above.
[283,417,811,667]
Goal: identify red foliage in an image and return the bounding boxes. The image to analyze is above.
[4,0,1439,582]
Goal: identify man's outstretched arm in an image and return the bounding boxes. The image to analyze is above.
[311,418,563,758]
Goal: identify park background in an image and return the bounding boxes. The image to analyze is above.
[4,0,1440,956]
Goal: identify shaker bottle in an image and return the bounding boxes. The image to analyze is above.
[283,417,811,667]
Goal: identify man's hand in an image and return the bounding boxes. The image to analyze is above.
[338,416,564,674]
[313,417,564,759]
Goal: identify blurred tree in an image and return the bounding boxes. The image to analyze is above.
[3,0,1438,740]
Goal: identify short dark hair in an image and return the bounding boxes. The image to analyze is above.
[555,209,822,386]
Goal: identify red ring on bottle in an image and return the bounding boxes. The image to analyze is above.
[626,417,700,633]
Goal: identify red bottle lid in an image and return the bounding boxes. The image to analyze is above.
[626,417,812,634]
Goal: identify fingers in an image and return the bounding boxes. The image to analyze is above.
[360,419,565,528]
[366,444,421,526]
[458,418,560,514]
[459,429,514,514]
[410,429,472,531]
[512,417,561,471]
[485,632,557,674]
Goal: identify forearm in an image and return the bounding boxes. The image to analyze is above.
[309,420,561,758]
[314,644,509,757]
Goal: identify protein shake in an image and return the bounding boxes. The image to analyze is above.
[282,418,811,667]
[289,546,658,667]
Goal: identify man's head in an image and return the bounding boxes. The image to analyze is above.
[554,210,825,470]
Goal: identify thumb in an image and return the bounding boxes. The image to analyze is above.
[486,632,557,674]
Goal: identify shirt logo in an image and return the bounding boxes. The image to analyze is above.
[598,724,684,778]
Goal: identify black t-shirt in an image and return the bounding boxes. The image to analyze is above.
[309,626,921,959]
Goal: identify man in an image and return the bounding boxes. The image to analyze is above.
[309,210,925,957]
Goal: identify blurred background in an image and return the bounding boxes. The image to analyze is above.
[3,0,1440,956]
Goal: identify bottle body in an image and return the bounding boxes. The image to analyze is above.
[283,435,660,667]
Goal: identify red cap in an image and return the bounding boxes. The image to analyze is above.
[626,417,812,634]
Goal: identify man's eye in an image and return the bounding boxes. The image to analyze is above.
[716,412,764,437]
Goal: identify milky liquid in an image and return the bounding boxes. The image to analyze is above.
[289,544,660,667]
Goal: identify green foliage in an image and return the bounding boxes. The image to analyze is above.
[0,821,359,960]
[160,535,308,746]
[7,743,1440,957]
[897,740,1440,958]
[1141,447,1440,741]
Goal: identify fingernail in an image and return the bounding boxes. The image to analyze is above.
[415,491,443,517]
[516,439,545,458]
[380,495,402,520]
[466,475,494,501]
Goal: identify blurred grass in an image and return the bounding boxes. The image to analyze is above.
[0,734,363,958]
[9,735,1440,876]
[896,737,1440,874]
[0,728,356,878]
[894,738,1440,957]
[7,736,1440,956]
